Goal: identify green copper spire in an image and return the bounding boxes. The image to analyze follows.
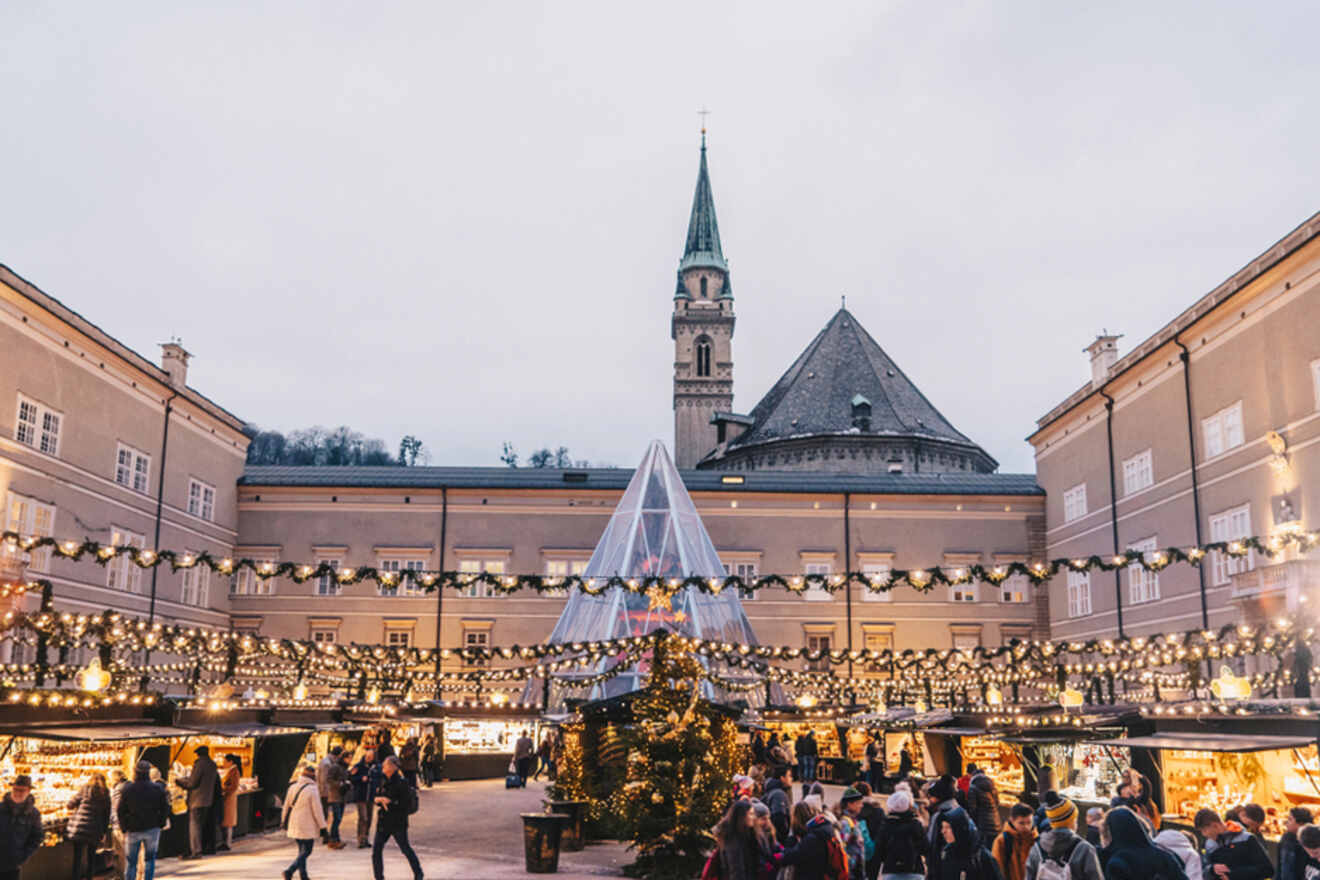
[679,131,728,274]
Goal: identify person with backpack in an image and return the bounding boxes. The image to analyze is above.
[762,765,793,844]
[1195,809,1273,880]
[1101,806,1184,880]
[839,787,872,880]
[118,761,169,880]
[280,765,326,880]
[1024,795,1102,880]
[773,801,848,880]
[878,789,928,880]
[854,782,885,880]
[994,804,1037,880]
[372,755,423,880]
[938,806,1004,880]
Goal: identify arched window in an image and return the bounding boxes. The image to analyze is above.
[695,336,712,377]
[700,276,708,298]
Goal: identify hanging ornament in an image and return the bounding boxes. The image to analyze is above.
[367,685,381,705]
[646,587,673,612]
[292,683,308,701]
[985,685,1003,706]
[1058,686,1084,708]
[1209,666,1251,700]
[78,658,111,693]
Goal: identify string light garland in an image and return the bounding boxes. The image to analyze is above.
[4,526,1316,597]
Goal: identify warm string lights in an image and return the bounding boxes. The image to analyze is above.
[4,526,1316,598]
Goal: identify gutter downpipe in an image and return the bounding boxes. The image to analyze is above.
[843,491,854,706]
[433,486,448,699]
[1175,336,1210,630]
[1099,389,1125,638]
[141,391,179,688]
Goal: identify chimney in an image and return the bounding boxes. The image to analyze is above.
[1085,332,1122,389]
[159,340,192,389]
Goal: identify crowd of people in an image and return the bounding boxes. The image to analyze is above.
[708,740,1320,880]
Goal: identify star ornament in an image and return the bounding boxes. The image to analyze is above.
[646,587,674,612]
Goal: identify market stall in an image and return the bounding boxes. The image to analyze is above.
[762,711,850,782]
[1112,730,1320,840]
[0,718,198,874]
[436,703,541,780]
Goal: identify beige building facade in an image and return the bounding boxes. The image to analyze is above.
[0,265,250,637]
[1029,211,1320,640]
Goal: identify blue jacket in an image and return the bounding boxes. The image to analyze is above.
[348,760,379,803]
[0,795,42,870]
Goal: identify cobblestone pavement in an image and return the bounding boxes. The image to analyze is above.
[154,778,633,879]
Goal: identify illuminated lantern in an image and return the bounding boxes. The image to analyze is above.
[78,658,111,693]
[986,686,1003,706]
[1209,666,1251,700]
[1058,687,1084,708]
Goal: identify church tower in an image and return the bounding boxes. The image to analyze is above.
[672,131,735,468]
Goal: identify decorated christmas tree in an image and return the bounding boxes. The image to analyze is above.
[614,633,741,880]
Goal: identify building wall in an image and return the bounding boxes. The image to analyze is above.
[0,268,249,631]
[1031,224,1320,640]
[231,481,1045,686]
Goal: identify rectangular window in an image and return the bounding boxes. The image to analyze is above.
[14,394,61,456]
[1062,484,1088,523]
[378,558,425,596]
[1127,536,1160,604]
[311,629,337,644]
[803,561,832,601]
[106,527,145,594]
[722,560,759,599]
[231,560,276,596]
[863,629,893,653]
[6,492,55,572]
[1122,449,1154,496]
[114,444,151,494]
[544,559,586,597]
[459,558,506,598]
[317,559,341,596]
[861,563,892,602]
[180,551,210,607]
[805,633,832,671]
[1202,401,1245,459]
[1209,504,1254,586]
[464,629,490,667]
[950,628,982,650]
[1067,571,1092,618]
[385,630,411,648]
[999,574,1029,603]
[949,583,977,602]
[187,479,216,521]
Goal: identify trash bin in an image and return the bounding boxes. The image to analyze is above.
[522,812,570,873]
[545,800,588,851]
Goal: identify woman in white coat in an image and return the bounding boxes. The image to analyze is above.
[281,765,326,880]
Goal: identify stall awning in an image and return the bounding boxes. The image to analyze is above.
[1001,728,1127,745]
[286,722,370,733]
[924,727,992,737]
[1094,732,1317,753]
[181,723,311,738]
[12,724,194,742]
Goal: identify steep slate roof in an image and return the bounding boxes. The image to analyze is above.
[241,464,1040,495]
[725,308,995,465]
[677,133,728,276]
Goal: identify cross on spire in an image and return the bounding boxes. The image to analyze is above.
[698,107,710,147]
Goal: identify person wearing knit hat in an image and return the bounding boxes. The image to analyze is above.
[841,786,864,804]
[928,774,958,807]
[1025,795,1103,880]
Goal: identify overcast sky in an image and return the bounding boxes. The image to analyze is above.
[4,2,1316,474]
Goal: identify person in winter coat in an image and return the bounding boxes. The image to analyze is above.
[0,775,42,880]
[348,749,379,849]
[107,769,128,880]
[969,775,1003,848]
[1278,808,1315,880]
[66,772,111,880]
[173,744,218,860]
[927,775,964,880]
[762,766,793,844]
[714,799,770,880]
[1101,807,1185,880]
[1295,826,1320,880]
[281,765,326,880]
[399,737,421,789]
[878,789,928,880]
[119,761,170,880]
[324,750,349,849]
[938,806,1004,880]
[853,782,885,880]
[773,804,837,880]
[993,804,1037,880]
[1195,810,1274,880]
[1024,796,1103,880]
[752,731,768,767]
[1116,771,1160,832]
[1152,828,1201,880]
[1085,809,1105,847]
[839,787,870,880]
[799,731,819,784]
[372,756,423,880]
[420,734,438,788]
[219,754,241,851]
[316,746,341,843]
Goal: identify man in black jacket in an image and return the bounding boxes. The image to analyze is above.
[119,761,170,880]
[0,775,42,880]
[1196,809,1273,880]
[372,756,423,880]
[761,765,792,842]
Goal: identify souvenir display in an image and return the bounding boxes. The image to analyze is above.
[1161,744,1320,839]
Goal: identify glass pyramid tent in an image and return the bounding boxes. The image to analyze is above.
[530,440,767,707]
